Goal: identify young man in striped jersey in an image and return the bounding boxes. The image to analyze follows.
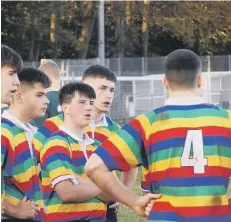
[32,65,138,221]
[40,82,111,222]
[1,67,50,221]
[85,49,231,221]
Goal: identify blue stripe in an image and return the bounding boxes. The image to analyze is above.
[148,211,181,221]
[14,150,32,166]
[1,118,15,127]
[106,116,113,127]
[46,153,72,166]
[154,104,219,114]
[184,214,231,222]
[148,136,231,154]
[40,126,53,138]
[95,147,120,171]
[160,176,229,187]
[122,124,143,148]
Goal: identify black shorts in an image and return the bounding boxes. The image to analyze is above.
[106,203,118,222]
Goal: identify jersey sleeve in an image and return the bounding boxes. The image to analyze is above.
[32,118,58,163]
[40,138,78,187]
[94,114,150,172]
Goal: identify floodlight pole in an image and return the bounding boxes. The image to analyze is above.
[98,0,105,66]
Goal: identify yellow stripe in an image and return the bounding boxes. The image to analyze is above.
[150,156,231,172]
[141,166,149,182]
[156,194,229,207]
[47,202,106,214]
[42,177,52,186]
[137,114,152,139]
[33,137,43,154]
[228,110,231,120]
[1,127,13,139]
[14,166,39,182]
[49,167,75,181]
[51,116,63,127]
[150,117,231,135]
[109,134,139,167]
[14,132,27,146]
[4,194,20,206]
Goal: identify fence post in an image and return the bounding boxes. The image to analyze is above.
[118,57,121,76]
[229,55,231,71]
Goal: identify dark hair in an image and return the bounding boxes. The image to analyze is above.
[18,67,51,88]
[1,45,23,73]
[59,82,96,105]
[82,65,117,82]
[165,49,202,88]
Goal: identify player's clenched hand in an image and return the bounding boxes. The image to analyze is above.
[2,202,5,215]
[16,196,40,219]
[132,193,161,217]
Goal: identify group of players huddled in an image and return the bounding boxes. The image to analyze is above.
[1,44,231,222]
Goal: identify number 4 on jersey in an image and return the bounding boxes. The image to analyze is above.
[181,130,208,174]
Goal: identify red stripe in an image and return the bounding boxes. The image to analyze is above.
[149,126,231,144]
[94,132,108,143]
[101,140,131,171]
[15,140,30,157]
[45,210,106,221]
[42,185,53,193]
[12,174,40,191]
[153,202,231,216]
[44,119,60,134]
[146,166,231,182]
[42,145,70,164]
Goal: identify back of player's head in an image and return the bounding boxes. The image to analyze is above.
[82,65,117,82]
[18,67,51,89]
[165,49,202,88]
[1,44,23,72]
[39,59,61,80]
[59,82,96,105]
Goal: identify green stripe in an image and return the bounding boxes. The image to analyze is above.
[160,185,227,197]
[149,146,231,163]
[155,108,227,120]
[13,158,36,175]
[47,160,75,172]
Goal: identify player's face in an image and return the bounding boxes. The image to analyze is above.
[83,77,115,113]
[1,66,20,105]
[18,83,49,119]
[66,93,94,128]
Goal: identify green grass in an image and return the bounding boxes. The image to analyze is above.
[117,168,146,222]
[117,169,231,222]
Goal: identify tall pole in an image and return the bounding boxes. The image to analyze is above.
[98,0,105,65]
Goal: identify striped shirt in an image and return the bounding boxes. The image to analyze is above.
[1,111,44,221]
[95,97,231,222]
[40,127,106,222]
[33,114,120,162]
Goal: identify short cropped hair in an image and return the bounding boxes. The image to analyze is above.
[59,82,96,105]
[82,65,117,82]
[18,67,51,88]
[39,60,61,79]
[165,49,202,88]
[1,44,23,72]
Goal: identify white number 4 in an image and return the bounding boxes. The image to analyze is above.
[181,130,208,174]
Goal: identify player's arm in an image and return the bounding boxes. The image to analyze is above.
[41,139,102,203]
[120,168,138,190]
[85,116,161,217]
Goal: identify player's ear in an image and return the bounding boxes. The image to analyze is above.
[61,103,69,115]
[163,76,169,89]
[196,74,202,88]
[14,91,23,104]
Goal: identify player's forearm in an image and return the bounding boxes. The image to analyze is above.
[59,182,101,203]
[86,168,139,210]
[120,168,138,190]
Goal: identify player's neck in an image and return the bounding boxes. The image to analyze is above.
[48,80,60,91]
[168,89,200,98]
[8,105,31,125]
[63,118,85,139]
[93,110,105,124]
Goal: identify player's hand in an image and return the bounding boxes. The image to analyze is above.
[109,202,122,213]
[228,196,231,208]
[132,193,161,217]
[145,199,155,217]
[15,196,40,219]
[74,175,89,184]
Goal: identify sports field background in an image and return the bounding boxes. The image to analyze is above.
[118,168,231,222]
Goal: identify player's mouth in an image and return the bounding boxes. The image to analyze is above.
[10,89,17,95]
[85,114,91,118]
[103,101,111,107]
[41,107,47,112]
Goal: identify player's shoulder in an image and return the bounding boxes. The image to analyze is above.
[43,130,68,149]
[210,104,231,119]
[1,117,18,136]
[134,110,157,125]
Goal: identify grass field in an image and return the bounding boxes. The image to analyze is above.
[117,168,231,222]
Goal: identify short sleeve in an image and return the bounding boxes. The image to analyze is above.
[40,138,78,187]
[95,114,150,172]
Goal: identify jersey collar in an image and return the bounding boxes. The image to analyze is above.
[165,97,205,106]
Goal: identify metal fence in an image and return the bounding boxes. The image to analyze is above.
[24,55,231,77]
[24,56,231,124]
